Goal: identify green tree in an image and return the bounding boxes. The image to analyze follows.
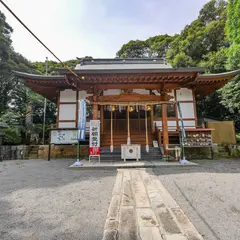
[220,0,240,115]
[116,35,176,58]
[116,40,150,58]
[116,0,236,125]
[0,11,14,114]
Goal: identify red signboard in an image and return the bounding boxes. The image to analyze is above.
[89,146,100,155]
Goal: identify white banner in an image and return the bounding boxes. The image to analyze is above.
[78,99,87,141]
[89,120,100,155]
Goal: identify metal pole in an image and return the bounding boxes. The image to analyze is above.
[43,57,48,144]
[77,141,80,161]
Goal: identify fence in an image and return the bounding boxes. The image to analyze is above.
[207,121,236,145]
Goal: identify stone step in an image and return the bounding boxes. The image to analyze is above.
[30,150,38,154]
[28,154,38,159]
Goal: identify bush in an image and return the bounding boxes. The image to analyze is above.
[236,133,240,143]
[3,126,21,145]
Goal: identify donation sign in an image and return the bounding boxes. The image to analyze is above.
[89,120,100,155]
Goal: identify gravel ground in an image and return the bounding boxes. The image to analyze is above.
[153,160,240,240]
[0,159,116,240]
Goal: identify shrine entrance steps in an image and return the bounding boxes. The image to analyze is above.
[101,132,156,148]
[100,147,163,162]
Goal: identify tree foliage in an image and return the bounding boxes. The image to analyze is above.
[220,0,240,115]
[0,11,78,144]
[117,35,176,58]
[117,0,235,124]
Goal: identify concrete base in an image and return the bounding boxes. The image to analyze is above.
[69,160,198,169]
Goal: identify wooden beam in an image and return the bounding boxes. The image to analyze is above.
[162,103,169,154]
[95,83,182,91]
[58,120,76,123]
[88,92,174,103]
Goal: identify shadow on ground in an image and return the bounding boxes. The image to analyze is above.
[152,159,240,240]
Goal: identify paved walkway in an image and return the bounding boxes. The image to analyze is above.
[103,168,204,240]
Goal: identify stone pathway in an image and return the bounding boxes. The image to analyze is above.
[102,169,204,240]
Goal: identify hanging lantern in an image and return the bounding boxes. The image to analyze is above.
[146,105,151,111]
[111,105,116,112]
[129,106,134,112]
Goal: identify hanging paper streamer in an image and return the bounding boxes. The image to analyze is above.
[145,106,149,152]
[110,108,114,152]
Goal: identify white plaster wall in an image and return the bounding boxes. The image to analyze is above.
[179,120,196,128]
[59,104,76,121]
[104,89,121,95]
[176,88,193,101]
[154,121,177,130]
[58,122,76,128]
[179,102,195,118]
[60,89,76,102]
[154,119,195,130]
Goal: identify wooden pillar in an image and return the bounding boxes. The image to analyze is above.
[138,107,140,132]
[192,88,198,127]
[93,95,98,120]
[150,107,154,133]
[76,91,79,128]
[93,104,98,120]
[162,103,169,154]
[100,105,104,134]
[174,90,179,131]
[56,90,60,128]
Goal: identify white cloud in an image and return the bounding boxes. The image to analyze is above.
[1,0,209,62]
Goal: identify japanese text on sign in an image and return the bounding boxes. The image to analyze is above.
[89,120,100,155]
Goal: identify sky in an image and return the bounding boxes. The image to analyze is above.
[1,0,209,62]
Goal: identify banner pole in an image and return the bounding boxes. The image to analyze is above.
[177,101,188,162]
[77,140,80,161]
[70,99,85,167]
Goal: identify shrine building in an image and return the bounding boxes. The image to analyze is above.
[14,58,240,156]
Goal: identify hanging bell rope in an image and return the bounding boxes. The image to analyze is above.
[145,105,149,153]
[127,105,131,145]
[110,105,114,152]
